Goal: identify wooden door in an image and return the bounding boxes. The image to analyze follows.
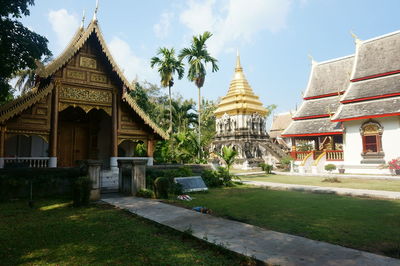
[73,124,89,163]
[58,122,89,167]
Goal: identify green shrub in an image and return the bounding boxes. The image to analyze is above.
[325,164,337,173]
[136,188,154,198]
[146,166,193,194]
[0,168,82,201]
[201,169,223,187]
[154,177,170,199]
[259,163,273,174]
[279,156,293,171]
[72,176,92,207]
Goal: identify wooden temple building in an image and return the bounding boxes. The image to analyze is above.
[0,13,167,171]
[212,52,286,168]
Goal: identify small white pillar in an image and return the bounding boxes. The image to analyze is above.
[298,165,305,174]
[311,165,318,174]
[110,157,118,173]
[0,158,4,169]
[49,157,57,168]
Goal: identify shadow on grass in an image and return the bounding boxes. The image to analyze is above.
[0,199,258,265]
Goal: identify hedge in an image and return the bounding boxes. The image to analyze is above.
[0,167,83,201]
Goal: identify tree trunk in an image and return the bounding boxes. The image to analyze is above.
[168,85,172,134]
[197,85,201,159]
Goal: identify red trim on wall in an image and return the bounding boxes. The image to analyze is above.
[341,93,400,103]
[351,70,400,82]
[332,112,400,122]
[282,132,343,137]
[292,114,330,120]
[304,91,344,100]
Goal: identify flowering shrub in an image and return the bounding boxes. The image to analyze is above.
[388,158,400,170]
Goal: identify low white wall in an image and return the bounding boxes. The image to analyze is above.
[342,116,400,173]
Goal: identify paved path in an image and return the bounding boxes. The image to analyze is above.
[242,180,400,200]
[102,196,399,266]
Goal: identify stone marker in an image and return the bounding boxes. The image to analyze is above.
[174,176,208,193]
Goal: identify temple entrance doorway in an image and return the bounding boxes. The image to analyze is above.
[58,107,111,167]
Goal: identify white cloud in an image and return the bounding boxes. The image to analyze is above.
[153,12,174,39]
[48,9,79,50]
[108,37,156,83]
[179,0,292,55]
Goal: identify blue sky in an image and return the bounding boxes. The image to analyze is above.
[19,0,400,115]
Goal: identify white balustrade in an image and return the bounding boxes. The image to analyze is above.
[3,157,50,168]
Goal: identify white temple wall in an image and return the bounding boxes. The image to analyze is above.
[343,117,400,174]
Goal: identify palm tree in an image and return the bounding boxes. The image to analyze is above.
[179,31,219,157]
[218,146,238,175]
[13,56,52,94]
[150,48,184,134]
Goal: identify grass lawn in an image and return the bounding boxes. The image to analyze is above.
[241,174,400,192]
[169,186,400,258]
[0,199,254,265]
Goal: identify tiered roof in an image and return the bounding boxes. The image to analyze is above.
[333,31,400,122]
[214,52,268,117]
[282,55,354,137]
[1,17,167,140]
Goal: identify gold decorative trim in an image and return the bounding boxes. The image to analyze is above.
[118,138,147,145]
[6,130,49,142]
[90,73,107,83]
[80,56,97,69]
[59,86,112,104]
[58,102,112,116]
[66,69,86,80]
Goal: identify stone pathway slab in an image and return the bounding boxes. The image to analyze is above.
[102,196,400,266]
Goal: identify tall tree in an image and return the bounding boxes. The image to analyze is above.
[150,48,184,134]
[179,31,219,157]
[13,56,52,95]
[0,0,51,103]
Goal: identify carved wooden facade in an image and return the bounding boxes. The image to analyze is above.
[0,20,167,167]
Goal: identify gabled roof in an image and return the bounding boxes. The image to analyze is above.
[293,96,340,119]
[303,55,354,99]
[282,117,342,137]
[0,82,54,124]
[350,30,400,81]
[269,112,292,139]
[333,30,400,122]
[332,96,400,122]
[341,73,400,103]
[37,20,135,92]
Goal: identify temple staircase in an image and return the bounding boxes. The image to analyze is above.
[262,140,288,160]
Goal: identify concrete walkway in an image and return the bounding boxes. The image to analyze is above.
[102,196,400,266]
[242,180,400,200]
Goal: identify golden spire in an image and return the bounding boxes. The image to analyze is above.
[214,52,268,117]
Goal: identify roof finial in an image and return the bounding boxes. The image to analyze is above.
[93,0,99,21]
[236,49,242,70]
[350,30,362,46]
[80,9,85,28]
[308,54,317,65]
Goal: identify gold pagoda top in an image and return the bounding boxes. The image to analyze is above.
[214,51,268,118]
